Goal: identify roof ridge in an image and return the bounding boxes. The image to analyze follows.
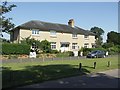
[12,20,95,36]
[31,20,68,26]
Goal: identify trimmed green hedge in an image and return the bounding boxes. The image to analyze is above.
[2,43,30,55]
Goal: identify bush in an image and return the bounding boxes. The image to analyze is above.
[40,40,51,53]
[107,45,120,55]
[102,43,114,49]
[90,48,106,52]
[2,43,30,55]
[68,51,74,56]
[79,47,107,56]
[51,50,59,54]
[82,48,91,56]
[56,52,70,57]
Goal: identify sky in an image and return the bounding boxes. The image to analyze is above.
[2,1,118,42]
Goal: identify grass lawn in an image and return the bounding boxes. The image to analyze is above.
[2,55,119,89]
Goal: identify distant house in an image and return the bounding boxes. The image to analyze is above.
[10,19,96,55]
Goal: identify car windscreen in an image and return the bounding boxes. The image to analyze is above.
[91,51,98,54]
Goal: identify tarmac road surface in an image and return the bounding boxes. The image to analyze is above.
[19,69,120,88]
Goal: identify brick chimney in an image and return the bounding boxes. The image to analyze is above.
[68,19,74,27]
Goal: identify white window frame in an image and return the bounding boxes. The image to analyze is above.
[91,43,95,48]
[72,34,77,38]
[84,35,89,39]
[32,29,39,35]
[50,30,56,37]
[84,43,89,48]
[51,42,56,50]
[72,43,78,49]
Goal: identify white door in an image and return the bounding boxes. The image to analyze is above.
[73,51,78,56]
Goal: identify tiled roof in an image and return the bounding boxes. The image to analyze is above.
[15,20,95,36]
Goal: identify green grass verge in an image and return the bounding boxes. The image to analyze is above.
[2,56,119,89]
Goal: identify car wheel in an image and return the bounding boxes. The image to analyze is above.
[94,56,97,58]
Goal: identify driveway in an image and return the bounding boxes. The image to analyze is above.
[19,69,120,88]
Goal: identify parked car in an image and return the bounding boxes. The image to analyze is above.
[86,50,106,58]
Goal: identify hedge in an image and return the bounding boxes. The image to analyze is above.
[79,47,107,56]
[2,43,31,55]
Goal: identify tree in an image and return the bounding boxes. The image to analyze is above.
[90,27,104,47]
[21,37,51,53]
[0,1,16,37]
[21,36,41,53]
[102,42,114,49]
[40,40,51,53]
[107,31,120,45]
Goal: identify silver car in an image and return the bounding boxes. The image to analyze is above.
[87,50,106,58]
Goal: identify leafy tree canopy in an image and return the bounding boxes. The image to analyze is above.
[40,40,51,53]
[90,26,104,39]
[0,1,16,36]
[21,37,51,53]
[90,26,104,48]
[107,31,120,45]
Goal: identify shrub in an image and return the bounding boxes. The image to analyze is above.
[68,51,74,56]
[79,47,107,56]
[56,52,70,57]
[2,43,30,55]
[90,47,106,52]
[51,50,59,54]
[102,43,114,49]
[82,48,91,56]
[40,40,51,53]
[107,45,120,55]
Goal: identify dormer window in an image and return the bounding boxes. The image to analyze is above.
[72,34,77,38]
[50,30,56,37]
[84,35,89,39]
[84,43,89,48]
[32,29,39,35]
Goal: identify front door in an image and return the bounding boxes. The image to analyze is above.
[60,43,69,52]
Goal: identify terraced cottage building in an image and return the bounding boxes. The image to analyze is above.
[10,19,96,55]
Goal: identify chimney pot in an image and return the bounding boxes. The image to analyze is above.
[68,19,74,27]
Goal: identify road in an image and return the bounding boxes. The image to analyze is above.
[19,69,120,88]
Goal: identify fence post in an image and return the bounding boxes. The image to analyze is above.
[52,57,54,60]
[42,57,44,62]
[62,57,63,61]
[93,62,96,69]
[108,61,111,67]
[79,63,82,70]
[19,59,22,63]
[31,58,33,62]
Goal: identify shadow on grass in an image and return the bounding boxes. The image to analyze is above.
[82,66,94,69]
[2,64,90,89]
[23,72,119,88]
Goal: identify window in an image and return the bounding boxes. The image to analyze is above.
[91,43,95,48]
[72,43,78,49]
[61,44,69,47]
[51,42,56,49]
[50,30,56,37]
[84,43,89,48]
[72,34,77,38]
[84,35,89,39]
[32,29,39,35]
